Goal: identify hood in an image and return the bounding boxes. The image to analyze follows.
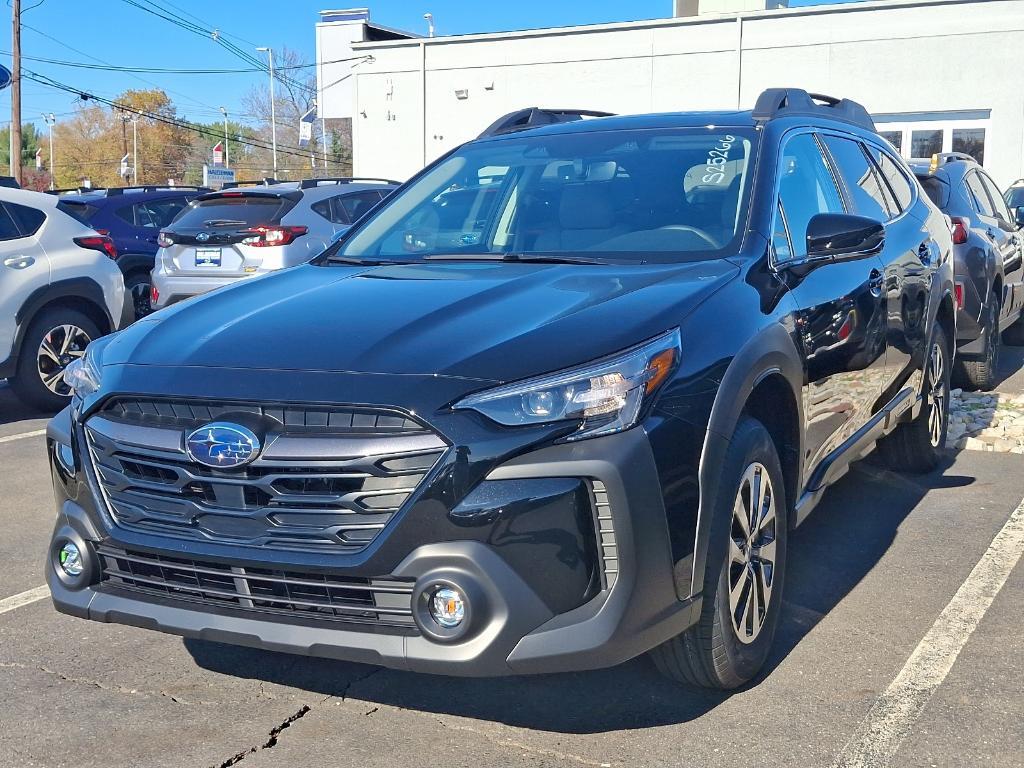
[105,260,738,383]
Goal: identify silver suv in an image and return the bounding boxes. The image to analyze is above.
[151,178,397,309]
[0,187,127,410]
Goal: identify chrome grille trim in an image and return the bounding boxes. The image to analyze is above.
[84,408,447,554]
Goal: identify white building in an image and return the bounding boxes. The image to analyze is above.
[315,0,1024,187]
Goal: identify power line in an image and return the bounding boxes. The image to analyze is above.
[0,50,371,74]
[23,69,337,163]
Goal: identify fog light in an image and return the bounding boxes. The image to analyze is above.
[58,542,83,577]
[429,586,466,628]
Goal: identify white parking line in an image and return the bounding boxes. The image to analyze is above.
[0,585,50,616]
[831,495,1024,768]
[0,429,46,445]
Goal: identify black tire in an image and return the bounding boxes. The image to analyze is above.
[956,300,999,392]
[1003,313,1024,346]
[650,416,788,689]
[125,271,153,321]
[878,322,950,473]
[10,308,100,412]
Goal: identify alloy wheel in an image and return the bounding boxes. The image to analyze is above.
[728,462,777,644]
[36,324,91,396]
[927,340,947,448]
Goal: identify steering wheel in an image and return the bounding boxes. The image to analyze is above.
[656,225,721,250]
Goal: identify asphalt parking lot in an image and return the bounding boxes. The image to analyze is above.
[1,355,1023,768]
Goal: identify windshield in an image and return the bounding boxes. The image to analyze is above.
[1006,187,1024,209]
[336,127,756,263]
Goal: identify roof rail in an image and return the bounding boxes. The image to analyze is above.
[298,176,401,189]
[45,186,95,196]
[752,88,875,131]
[104,185,209,196]
[478,108,616,139]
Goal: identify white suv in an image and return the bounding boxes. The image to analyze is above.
[0,187,127,410]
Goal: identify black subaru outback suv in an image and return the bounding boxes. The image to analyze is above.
[47,89,954,688]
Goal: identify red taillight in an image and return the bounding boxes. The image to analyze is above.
[151,285,159,303]
[242,225,308,248]
[951,217,969,245]
[954,282,964,310]
[74,235,117,260]
[157,231,174,248]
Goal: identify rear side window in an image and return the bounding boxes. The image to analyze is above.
[821,135,891,221]
[6,202,46,236]
[337,191,384,223]
[171,195,293,229]
[57,200,100,225]
[873,151,914,212]
[965,172,995,217]
[776,133,846,260]
[0,204,22,240]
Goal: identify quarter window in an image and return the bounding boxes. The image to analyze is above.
[0,204,23,240]
[777,133,846,260]
[821,135,891,221]
[5,203,46,237]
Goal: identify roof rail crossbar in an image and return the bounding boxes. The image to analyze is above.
[478,107,616,139]
[298,177,401,189]
[752,88,875,131]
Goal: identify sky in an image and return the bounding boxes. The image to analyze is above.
[1,0,867,133]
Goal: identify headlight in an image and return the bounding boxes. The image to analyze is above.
[454,329,680,441]
[62,342,104,397]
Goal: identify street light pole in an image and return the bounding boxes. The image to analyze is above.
[256,47,278,178]
[43,113,55,190]
[219,107,229,168]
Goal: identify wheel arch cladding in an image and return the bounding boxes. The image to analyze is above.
[688,322,804,599]
[11,278,114,365]
[937,291,956,352]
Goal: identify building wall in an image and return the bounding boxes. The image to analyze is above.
[338,0,1024,187]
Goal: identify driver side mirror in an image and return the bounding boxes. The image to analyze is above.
[1014,206,1024,229]
[806,213,885,260]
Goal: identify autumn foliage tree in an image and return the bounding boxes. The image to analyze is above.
[53,89,190,188]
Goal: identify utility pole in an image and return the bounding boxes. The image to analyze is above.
[43,112,54,190]
[131,116,138,185]
[10,0,21,184]
[219,107,229,168]
[256,47,278,178]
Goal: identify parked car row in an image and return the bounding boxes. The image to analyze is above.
[43,88,1024,691]
[0,177,397,410]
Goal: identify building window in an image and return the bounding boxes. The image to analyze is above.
[952,128,985,165]
[878,131,902,153]
[911,129,943,159]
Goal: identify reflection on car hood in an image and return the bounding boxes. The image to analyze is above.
[103,261,739,382]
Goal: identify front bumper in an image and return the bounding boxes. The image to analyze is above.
[47,409,699,676]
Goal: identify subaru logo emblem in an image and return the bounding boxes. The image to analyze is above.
[196,232,210,242]
[185,422,261,469]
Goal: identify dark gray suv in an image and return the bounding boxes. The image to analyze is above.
[913,154,1024,389]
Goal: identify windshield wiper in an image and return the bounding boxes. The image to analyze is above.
[325,254,386,266]
[203,219,248,227]
[421,253,606,265]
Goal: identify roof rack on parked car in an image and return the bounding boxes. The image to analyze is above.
[297,177,401,189]
[752,88,875,131]
[478,108,616,139]
[45,186,95,196]
[46,185,209,196]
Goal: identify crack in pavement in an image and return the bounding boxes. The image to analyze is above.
[212,704,314,768]
[0,661,209,705]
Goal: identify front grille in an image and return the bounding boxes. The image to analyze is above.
[97,545,416,629]
[84,399,447,554]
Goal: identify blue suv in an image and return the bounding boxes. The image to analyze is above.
[53,186,208,319]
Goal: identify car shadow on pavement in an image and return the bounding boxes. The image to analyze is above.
[185,455,974,734]
[0,383,50,426]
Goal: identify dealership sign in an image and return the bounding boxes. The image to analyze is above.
[203,164,236,189]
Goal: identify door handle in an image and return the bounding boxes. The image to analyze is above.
[869,268,884,297]
[3,255,34,269]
